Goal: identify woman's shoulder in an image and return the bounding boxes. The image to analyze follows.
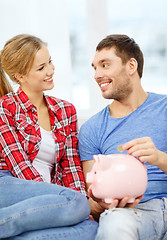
[0,92,17,106]
[0,92,19,117]
[45,95,76,114]
[46,95,72,106]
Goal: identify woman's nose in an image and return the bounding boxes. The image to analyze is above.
[47,62,55,75]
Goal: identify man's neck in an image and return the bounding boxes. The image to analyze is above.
[109,89,148,118]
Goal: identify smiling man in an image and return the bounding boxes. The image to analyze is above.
[79,34,167,240]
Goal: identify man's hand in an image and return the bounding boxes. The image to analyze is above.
[122,137,167,174]
[122,137,159,165]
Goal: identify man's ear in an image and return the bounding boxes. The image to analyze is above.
[14,73,25,83]
[128,58,138,75]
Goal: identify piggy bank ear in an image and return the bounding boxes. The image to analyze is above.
[93,154,103,171]
[93,155,100,163]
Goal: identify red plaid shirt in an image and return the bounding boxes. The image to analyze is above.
[0,87,87,196]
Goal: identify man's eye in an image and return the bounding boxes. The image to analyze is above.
[103,64,109,68]
[49,59,53,64]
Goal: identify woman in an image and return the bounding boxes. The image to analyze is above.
[0,34,98,240]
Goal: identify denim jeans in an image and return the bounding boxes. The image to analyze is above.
[95,198,167,240]
[0,170,98,240]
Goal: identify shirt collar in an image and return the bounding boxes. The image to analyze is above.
[16,88,65,132]
[16,87,59,117]
[16,87,36,112]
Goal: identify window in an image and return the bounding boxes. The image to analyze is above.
[0,0,167,122]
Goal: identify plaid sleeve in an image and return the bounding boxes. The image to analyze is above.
[0,100,43,182]
[61,104,87,196]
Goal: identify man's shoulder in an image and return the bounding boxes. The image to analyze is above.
[147,92,167,107]
[80,105,109,130]
[149,92,167,101]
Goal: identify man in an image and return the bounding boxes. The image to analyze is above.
[79,34,167,240]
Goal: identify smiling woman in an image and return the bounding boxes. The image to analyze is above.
[0,34,98,240]
[19,46,55,95]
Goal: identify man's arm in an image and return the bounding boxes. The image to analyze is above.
[82,160,105,221]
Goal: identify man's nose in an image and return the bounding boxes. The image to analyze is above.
[94,68,103,80]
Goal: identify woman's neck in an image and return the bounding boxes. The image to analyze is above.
[21,88,46,109]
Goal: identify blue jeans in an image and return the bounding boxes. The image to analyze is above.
[0,170,98,239]
[95,198,167,240]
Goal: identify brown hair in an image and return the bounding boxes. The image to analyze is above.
[0,34,46,84]
[96,34,144,78]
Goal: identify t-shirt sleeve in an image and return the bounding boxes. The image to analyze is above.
[78,120,101,161]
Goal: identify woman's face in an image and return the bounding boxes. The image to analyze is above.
[18,44,55,94]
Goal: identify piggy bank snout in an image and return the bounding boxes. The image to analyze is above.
[86,172,93,183]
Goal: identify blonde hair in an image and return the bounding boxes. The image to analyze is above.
[0,52,13,97]
[0,34,46,85]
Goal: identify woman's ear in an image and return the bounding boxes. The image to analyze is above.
[14,73,25,83]
[128,58,138,75]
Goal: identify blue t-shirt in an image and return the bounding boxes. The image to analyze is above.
[79,92,167,202]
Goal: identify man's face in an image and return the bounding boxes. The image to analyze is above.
[92,47,133,101]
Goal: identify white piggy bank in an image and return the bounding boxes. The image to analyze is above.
[86,154,147,203]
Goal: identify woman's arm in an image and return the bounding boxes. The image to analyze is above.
[0,100,44,181]
[60,104,87,196]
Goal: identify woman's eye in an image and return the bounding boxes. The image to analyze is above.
[38,66,44,71]
[49,59,53,64]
